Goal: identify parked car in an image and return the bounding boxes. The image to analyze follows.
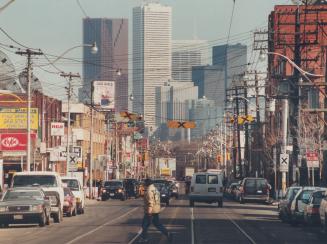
[189,172,224,208]
[319,189,327,231]
[303,190,325,226]
[61,176,85,214]
[0,188,51,227]
[11,172,64,223]
[239,178,271,204]
[278,186,302,222]
[290,187,323,226]
[63,187,77,217]
[101,180,126,201]
[153,182,171,206]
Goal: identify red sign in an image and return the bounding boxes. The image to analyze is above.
[0,133,36,151]
[306,152,318,161]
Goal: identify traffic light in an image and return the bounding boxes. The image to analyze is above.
[167,120,196,129]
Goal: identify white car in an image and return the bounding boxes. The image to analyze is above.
[61,176,85,214]
[319,190,327,231]
[11,171,64,223]
[189,172,224,207]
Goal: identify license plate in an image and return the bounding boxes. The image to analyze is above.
[14,215,23,220]
[110,193,114,196]
[257,190,262,193]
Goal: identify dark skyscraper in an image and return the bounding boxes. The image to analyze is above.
[80,18,128,112]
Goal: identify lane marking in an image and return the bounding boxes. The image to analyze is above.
[128,206,166,244]
[224,213,257,244]
[66,206,139,244]
[191,207,195,244]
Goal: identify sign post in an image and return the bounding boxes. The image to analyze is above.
[306,151,319,186]
[280,153,289,194]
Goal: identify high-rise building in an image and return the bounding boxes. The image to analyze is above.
[172,40,208,82]
[133,3,172,133]
[212,43,247,92]
[80,18,128,112]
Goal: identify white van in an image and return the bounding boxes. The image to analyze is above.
[11,171,64,223]
[61,176,85,214]
[189,172,224,207]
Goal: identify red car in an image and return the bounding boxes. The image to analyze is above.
[63,187,76,217]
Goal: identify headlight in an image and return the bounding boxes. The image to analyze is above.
[161,194,166,197]
[118,189,122,193]
[31,205,43,212]
[0,206,7,212]
[102,189,106,193]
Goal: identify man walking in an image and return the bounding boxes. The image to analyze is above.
[139,178,172,242]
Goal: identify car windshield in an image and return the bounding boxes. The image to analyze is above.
[13,175,57,187]
[285,188,300,200]
[104,181,122,187]
[312,191,324,205]
[301,190,314,200]
[154,183,166,191]
[3,191,43,201]
[62,179,79,191]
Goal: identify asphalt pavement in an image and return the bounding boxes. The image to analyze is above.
[1,196,327,244]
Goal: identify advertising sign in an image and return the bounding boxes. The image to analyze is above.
[157,158,176,177]
[0,108,38,130]
[92,81,115,110]
[0,133,36,151]
[51,122,65,136]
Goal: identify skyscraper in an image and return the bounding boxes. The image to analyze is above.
[133,3,172,133]
[172,40,208,82]
[80,18,128,112]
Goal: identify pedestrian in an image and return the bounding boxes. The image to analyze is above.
[139,178,172,243]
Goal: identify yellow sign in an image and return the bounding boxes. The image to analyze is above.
[167,120,196,129]
[160,168,171,176]
[0,108,39,130]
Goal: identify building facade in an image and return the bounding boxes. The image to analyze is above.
[172,40,208,82]
[133,3,172,132]
[80,18,128,112]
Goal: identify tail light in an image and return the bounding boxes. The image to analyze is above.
[308,206,319,214]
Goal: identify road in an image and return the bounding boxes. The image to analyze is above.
[1,197,327,244]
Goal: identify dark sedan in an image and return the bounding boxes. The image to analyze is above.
[101,180,127,201]
[154,183,171,206]
[0,188,51,227]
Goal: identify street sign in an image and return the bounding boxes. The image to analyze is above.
[167,120,196,129]
[306,151,319,168]
[280,153,289,172]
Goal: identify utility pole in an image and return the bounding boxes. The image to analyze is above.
[254,71,261,176]
[244,78,249,177]
[235,88,242,178]
[89,108,94,198]
[60,72,80,176]
[16,49,43,172]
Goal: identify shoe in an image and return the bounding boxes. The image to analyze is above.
[167,233,173,243]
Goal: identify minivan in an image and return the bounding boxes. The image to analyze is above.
[189,172,224,207]
[239,177,271,204]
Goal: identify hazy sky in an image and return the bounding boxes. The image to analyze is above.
[0,0,292,99]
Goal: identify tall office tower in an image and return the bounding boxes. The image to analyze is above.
[80,18,128,112]
[133,3,172,133]
[172,40,208,82]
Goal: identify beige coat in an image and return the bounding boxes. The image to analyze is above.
[144,184,161,214]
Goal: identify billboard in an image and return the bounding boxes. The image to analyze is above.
[0,133,36,151]
[156,158,176,177]
[92,81,115,110]
[51,122,65,136]
[0,108,38,130]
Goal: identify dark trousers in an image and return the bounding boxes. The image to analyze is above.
[141,213,169,239]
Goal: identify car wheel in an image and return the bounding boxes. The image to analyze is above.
[218,201,223,208]
[189,200,194,207]
[1,223,9,228]
[53,208,62,223]
[39,211,46,227]
[101,196,106,201]
[81,207,85,214]
[121,196,125,201]
[72,207,77,216]
[166,201,170,206]
[240,197,245,204]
